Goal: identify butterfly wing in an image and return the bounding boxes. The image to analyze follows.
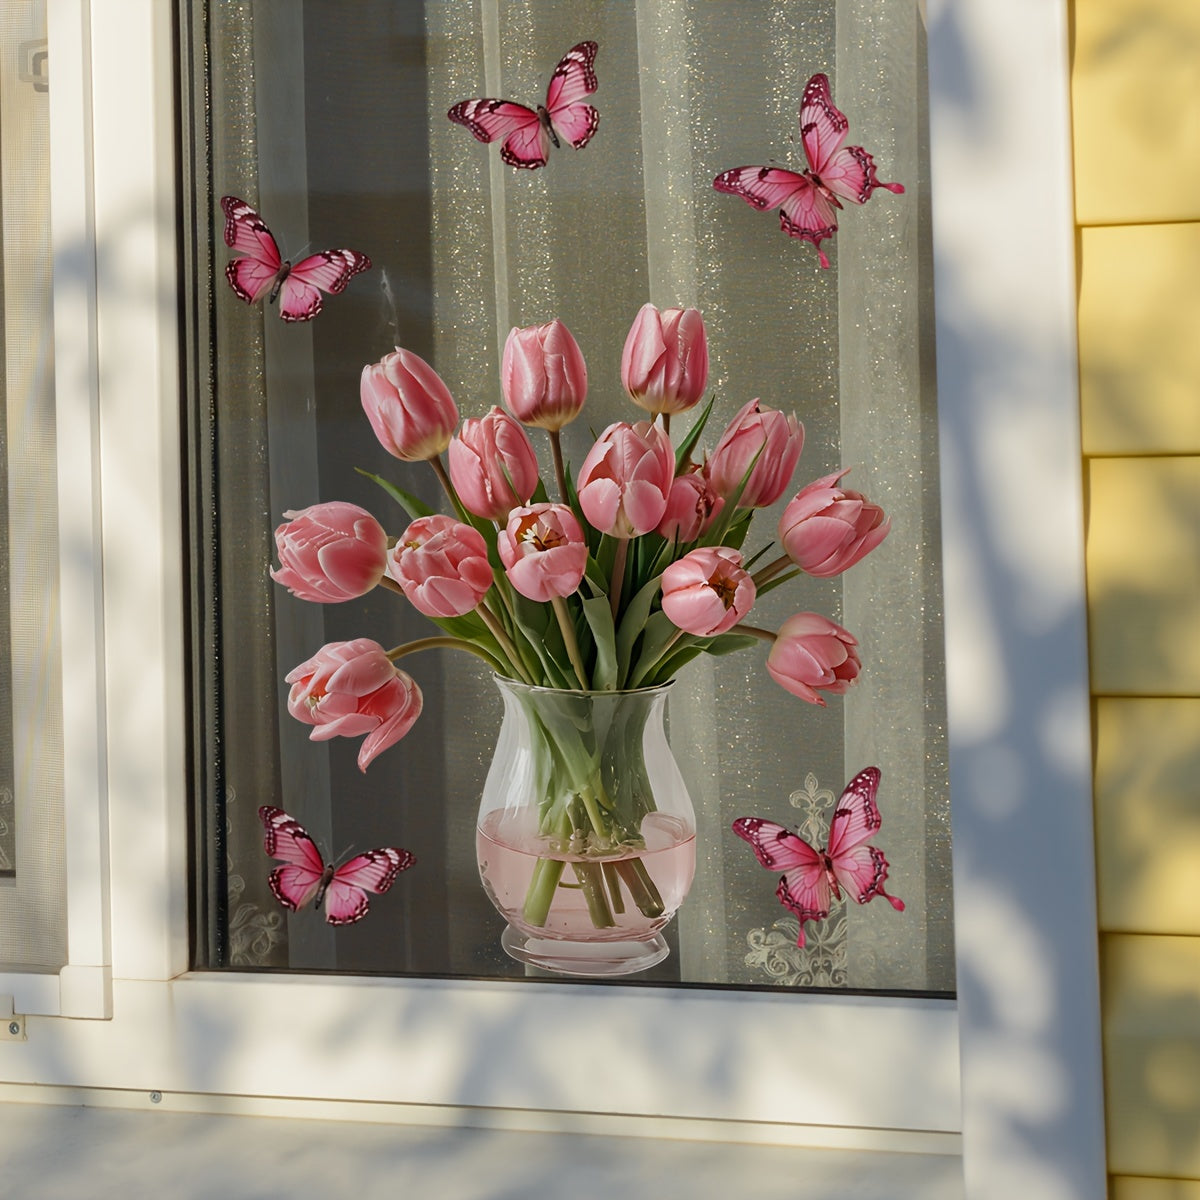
[259,805,327,912]
[799,73,904,206]
[322,847,416,926]
[221,195,284,304]
[277,249,372,323]
[713,165,840,268]
[448,98,550,169]
[221,196,370,320]
[825,767,905,912]
[732,816,832,947]
[544,41,600,150]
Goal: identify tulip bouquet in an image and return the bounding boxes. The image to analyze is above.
[272,303,890,935]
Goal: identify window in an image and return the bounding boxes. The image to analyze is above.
[183,0,952,992]
[0,1,1105,1191]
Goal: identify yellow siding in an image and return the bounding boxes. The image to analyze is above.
[1104,936,1200,1177]
[1073,0,1200,226]
[1112,1178,1200,1199]
[1079,225,1200,455]
[1075,0,1200,1190]
[1086,457,1200,695]
[1094,699,1200,934]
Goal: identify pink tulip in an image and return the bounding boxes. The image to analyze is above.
[706,399,804,509]
[286,638,423,771]
[656,469,724,542]
[660,546,756,637]
[576,421,674,538]
[447,406,540,522]
[779,468,891,578]
[270,501,388,603]
[361,348,459,462]
[498,503,587,602]
[501,319,588,431]
[621,303,709,416]
[766,613,861,706]
[389,514,494,618]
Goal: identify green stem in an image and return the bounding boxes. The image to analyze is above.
[574,861,617,928]
[751,553,793,587]
[551,595,589,689]
[384,635,506,674]
[549,429,569,506]
[615,859,664,918]
[629,628,686,688]
[731,622,778,644]
[602,862,626,914]
[609,536,629,623]
[522,803,572,927]
[478,601,536,683]
[522,857,566,927]
[488,576,543,682]
[428,454,462,515]
[577,779,611,837]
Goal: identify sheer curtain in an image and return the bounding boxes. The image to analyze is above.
[195,0,951,990]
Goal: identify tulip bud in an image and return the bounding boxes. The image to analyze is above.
[656,469,724,543]
[576,420,674,538]
[447,406,541,522]
[779,468,891,578]
[498,503,588,602]
[706,399,804,509]
[270,501,388,602]
[766,613,861,706]
[389,514,494,618]
[660,546,756,637]
[361,348,459,461]
[501,319,588,431]
[621,303,709,416]
[285,638,423,771]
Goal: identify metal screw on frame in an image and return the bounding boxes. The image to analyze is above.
[7,1021,19,1036]
[149,1092,162,1104]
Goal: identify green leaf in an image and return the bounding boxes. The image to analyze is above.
[756,567,802,597]
[581,594,618,690]
[703,631,760,656]
[356,469,437,521]
[509,594,572,688]
[646,631,760,686]
[615,573,663,686]
[629,611,684,688]
[644,644,703,685]
[673,395,715,472]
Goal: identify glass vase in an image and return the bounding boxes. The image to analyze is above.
[476,676,696,978]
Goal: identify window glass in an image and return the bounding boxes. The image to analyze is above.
[0,0,66,967]
[183,0,951,990]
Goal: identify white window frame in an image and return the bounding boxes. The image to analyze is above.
[0,0,1105,1194]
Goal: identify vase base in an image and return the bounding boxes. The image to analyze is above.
[500,926,670,978]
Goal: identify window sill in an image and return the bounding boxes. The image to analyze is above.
[0,1099,965,1199]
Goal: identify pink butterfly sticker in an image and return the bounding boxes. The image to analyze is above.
[447,41,600,170]
[220,196,371,322]
[732,767,904,947]
[258,805,414,926]
[713,73,904,268]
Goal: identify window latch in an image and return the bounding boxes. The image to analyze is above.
[18,40,47,93]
